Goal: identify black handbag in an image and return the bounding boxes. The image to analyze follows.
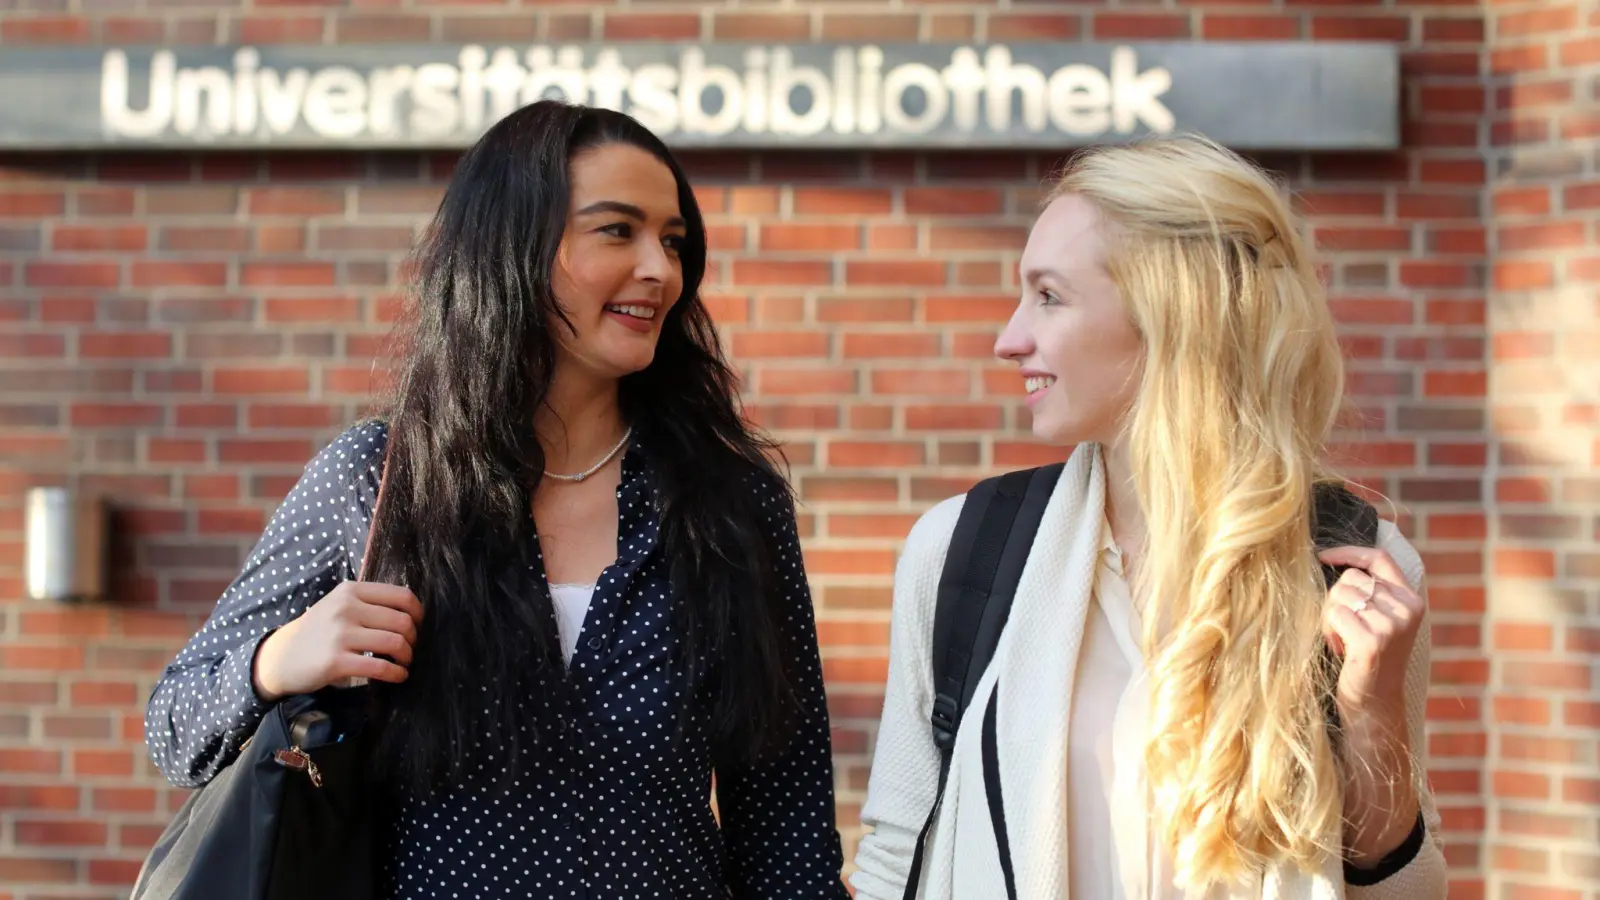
[132,464,393,900]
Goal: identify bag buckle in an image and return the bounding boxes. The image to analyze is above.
[273,747,323,788]
[931,693,959,752]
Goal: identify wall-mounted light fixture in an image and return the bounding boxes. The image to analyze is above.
[24,487,108,603]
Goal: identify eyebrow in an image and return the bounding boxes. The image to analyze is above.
[575,200,686,228]
[1021,267,1061,285]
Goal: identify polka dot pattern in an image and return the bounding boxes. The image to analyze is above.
[145,421,852,899]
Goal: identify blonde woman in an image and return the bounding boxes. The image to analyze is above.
[851,135,1447,900]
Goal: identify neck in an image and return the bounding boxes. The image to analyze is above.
[537,363,627,476]
[1102,436,1146,571]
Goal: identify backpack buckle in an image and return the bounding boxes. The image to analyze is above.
[930,693,959,751]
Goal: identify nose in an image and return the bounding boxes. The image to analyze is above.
[993,301,1033,362]
[634,237,673,285]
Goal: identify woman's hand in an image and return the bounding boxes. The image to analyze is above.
[1319,545,1426,865]
[1319,545,1425,722]
[251,581,424,703]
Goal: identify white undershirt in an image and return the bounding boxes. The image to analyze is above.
[548,582,595,665]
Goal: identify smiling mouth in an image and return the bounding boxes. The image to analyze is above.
[605,303,656,320]
[1024,375,1056,393]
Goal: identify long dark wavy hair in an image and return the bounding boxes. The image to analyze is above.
[364,100,796,795]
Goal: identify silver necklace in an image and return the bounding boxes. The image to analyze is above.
[543,427,632,483]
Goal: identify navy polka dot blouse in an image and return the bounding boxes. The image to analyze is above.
[145,421,852,899]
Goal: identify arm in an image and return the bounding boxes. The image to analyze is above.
[143,422,388,788]
[713,480,851,899]
[1336,521,1448,899]
[848,498,964,900]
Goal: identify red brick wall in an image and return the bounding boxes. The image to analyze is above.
[0,2,1594,898]
[1480,1,1600,897]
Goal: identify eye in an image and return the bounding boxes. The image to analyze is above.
[1039,288,1063,306]
[663,234,686,254]
[598,222,633,239]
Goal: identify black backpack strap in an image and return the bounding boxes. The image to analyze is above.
[1312,481,1381,585]
[901,462,1063,900]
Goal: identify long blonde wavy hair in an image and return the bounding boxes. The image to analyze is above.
[1048,135,1351,890]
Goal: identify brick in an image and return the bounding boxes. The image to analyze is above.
[730,260,832,287]
[51,226,146,253]
[604,13,699,40]
[235,14,325,42]
[820,13,918,40]
[0,16,89,42]
[1497,3,1578,37]
[264,296,362,323]
[1494,261,1554,291]
[0,784,78,811]
[212,367,311,395]
[1093,12,1190,38]
[711,12,809,40]
[241,262,337,287]
[15,819,108,847]
[759,224,861,253]
[730,331,830,359]
[929,225,1027,252]
[76,332,170,359]
[0,750,61,775]
[903,188,1004,216]
[1499,220,1589,252]
[793,188,892,216]
[246,187,344,215]
[0,190,65,217]
[989,14,1083,40]
[845,261,947,287]
[1202,14,1300,39]
[0,856,76,881]
[25,261,119,288]
[69,403,164,428]
[841,332,941,359]
[219,439,314,464]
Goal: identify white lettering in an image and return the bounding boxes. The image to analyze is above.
[368,66,413,137]
[521,46,586,106]
[259,67,309,135]
[743,49,769,133]
[679,48,742,136]
[830,48,855,134]
[627,64,679,133]
[458,45,487,132]
[101,49,173,138]
[882,62,946,134]
[585,48,628,111]
[174,64,230,137]
[941,47,985,132]
[984,46,1046,132]
[769,49,830,137]
[1111,46,1174,134]
[857,46,882,134]
[1047,64,1110,136]
[95,44,1177,144]
[303,67,366,138]
[482,48,525,123]
[233,48,259,135]
[410,63,460,137]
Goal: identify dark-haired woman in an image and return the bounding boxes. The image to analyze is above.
[146,100,852,899]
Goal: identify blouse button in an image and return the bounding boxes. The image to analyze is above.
[587,637,604,651]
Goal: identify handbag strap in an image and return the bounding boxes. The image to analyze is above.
[338,440,393,690]
[357,446,393,583]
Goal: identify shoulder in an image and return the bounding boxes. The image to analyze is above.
[306,419,390,481]
[284,420,389,513]
[902,494,966,571]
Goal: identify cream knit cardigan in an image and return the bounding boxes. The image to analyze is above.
[850,443,1449,900]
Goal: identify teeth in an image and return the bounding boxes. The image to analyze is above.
[607,304,655,320]
[1024,375,1055,393]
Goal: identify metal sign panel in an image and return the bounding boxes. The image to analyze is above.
[0,42,1399,150]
